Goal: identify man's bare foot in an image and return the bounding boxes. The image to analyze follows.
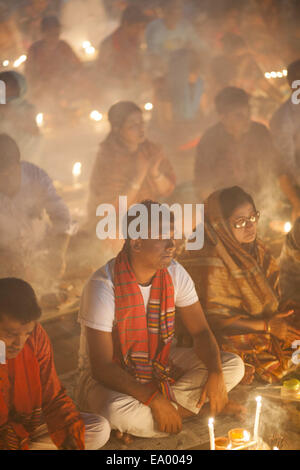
[177,403,196,419]
[114,430,133,445]
[221,400,247,421]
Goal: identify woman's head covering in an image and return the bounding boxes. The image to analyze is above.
[219,186,256,220]
[108,101,142,132]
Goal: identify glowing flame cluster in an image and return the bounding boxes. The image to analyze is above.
[90,110,103,122]
[284,221,292,233]
[82,40,96,56]
[265,69,287,79]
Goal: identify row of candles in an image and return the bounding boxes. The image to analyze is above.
[208,396,279,450]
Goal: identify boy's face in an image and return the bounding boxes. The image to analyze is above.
[0,315,36,360]
[220,104,251,139]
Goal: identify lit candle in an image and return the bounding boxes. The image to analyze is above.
[253,396,262,442]
[273,447,279,450]
[36,113,44,128]
[72,162,82,187]
[208,417,215,450]
[284,221,292,233]
[144,102,153,111]
[13,54,27,68]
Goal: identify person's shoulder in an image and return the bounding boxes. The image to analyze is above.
[85,258,115,289]
[250,121,271,138]
[21,161,49,182]
[197,123,224,148]
[270,99,292,126]
[28,39,43,53]
[146,18,164,33]
[27,323,50,354]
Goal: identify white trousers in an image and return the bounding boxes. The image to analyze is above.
[28,412,110,450]
[78,348,245,438]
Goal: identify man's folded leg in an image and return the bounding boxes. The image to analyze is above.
[169,347,245,414]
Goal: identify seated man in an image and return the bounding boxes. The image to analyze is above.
[194,86,281,210]
[25,15,82,109]
[76,200,245,441]
[0,278,110,450]
[0,134,72,297]
[95,5,148,97]
[270,60,300,221]
[0,71,41,163]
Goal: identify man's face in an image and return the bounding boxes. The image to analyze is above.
[125,22,145,42]
[163,1,182,29]
[220,104,251,139]
[0,315,36,360]
[0,162,21,198]
[43,26,60,47]
[132,224,176,271]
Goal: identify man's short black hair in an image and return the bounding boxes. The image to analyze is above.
[121,6,148,25]
[41,15,60,32]
[287,59,300,87]
[215,86,249,115]
[0,278,42,324]
[123,199,175,250]
[0,134,20,172]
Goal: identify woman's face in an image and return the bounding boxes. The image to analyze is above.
[119,111,145,150]
[228,202,258,244]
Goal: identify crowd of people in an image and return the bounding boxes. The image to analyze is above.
[0,0,300,451]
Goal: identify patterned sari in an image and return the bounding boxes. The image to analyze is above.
[179,190,293,383]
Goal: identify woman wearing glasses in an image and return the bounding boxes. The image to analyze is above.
[179,186,300,384]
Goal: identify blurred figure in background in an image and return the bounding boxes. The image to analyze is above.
[270,59,300,221]
[95,5,148,100]
[0,1,23,62]
[0,71,41,164]
[86,101,176,263]
[206,33,283,121]
[279,217,300,314]
[0,134,73,299]
[25,16,82,112]
[194,87,281,209]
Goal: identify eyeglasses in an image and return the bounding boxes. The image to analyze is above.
[230,211,260,229]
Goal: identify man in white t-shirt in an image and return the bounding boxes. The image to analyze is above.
[76,201,245,442]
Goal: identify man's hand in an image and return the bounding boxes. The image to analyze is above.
[59,435,81,450]
[149,393,182,434]
[197,372,228,417]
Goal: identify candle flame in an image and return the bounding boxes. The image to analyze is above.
[13,54,27,68]
[72,162,82,177]
[90,110,103,122]
[208,417,214,425]
[284,221,292,233]
[2,60,9,67]
[36,113,44,127]
[256,395,262,403]
[82,40,91,49]
[144,102,153,111]
[243,430,250,441]
[273,446,279,450]
[85,45,95,56]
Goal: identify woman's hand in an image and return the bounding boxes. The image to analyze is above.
[269,310,300,342]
